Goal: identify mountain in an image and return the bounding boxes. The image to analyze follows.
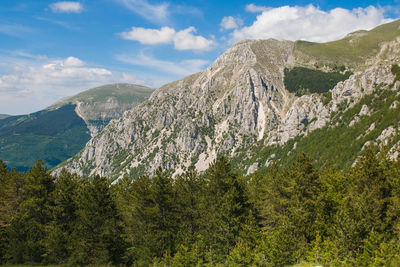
[0,84,154,171]
[54,20,400,181]
[50,83,154,137]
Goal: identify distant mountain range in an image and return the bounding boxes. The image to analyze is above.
[53,19,400,181]
[0,84,154,171]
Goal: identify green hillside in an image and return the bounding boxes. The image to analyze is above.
[0,104,91,171]
[52,83,154,108]
[294,19,400,66]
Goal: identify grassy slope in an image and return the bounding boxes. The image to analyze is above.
[52,83,154,107]
[294,19,400,66]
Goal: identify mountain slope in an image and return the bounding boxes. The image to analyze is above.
[294,19,400,66]
[50,83,154,137]
[0,84,153,171]
[55,20,400,181]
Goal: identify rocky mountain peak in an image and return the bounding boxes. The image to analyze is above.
[54,21,400,181]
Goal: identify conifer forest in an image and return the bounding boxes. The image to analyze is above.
[1,149,400,266]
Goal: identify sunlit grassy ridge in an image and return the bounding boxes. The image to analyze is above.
[53,83,154,106]
[294,19,400,66]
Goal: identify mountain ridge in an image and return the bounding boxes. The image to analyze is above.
[49,83,155,137]
[54,20,400,181]
[0,83,153,171]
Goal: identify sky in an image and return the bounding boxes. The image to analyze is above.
[0,0,399,115]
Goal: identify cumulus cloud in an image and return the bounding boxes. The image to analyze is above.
[173,27,215,51]
[245,4,269,13]
[0,54,147,114]
[120,26,215,51]
[120,26,175,45]
[116,52,209,76]
[117,0,169,24]
[233,5,391,43]
[220,16,243,30]
[63,56,85,67]
[50,1,83,13]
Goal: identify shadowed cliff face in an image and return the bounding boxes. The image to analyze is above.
[54,21,400,181]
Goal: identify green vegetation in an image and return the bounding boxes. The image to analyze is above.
[0,104,91,171]
[233,75,400,175]
[284,67,351,96]
[392,63,400,83]
[294,19,400,65]
[1,150,400,266]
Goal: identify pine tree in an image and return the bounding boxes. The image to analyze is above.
[0,160,21,263]
[258,154,325,264]
[201,157,248,261]
[174,167,204,246]
[335,149,395,258]
[151,168,178,257]
[70,175,125,265]
[43,169,79,263]
[121,174,157,265]
[6,159,55,263]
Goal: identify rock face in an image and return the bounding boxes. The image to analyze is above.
[55,23,400,180]
[55,40,297,179]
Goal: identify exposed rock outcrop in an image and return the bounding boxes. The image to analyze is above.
[54,25,400,180]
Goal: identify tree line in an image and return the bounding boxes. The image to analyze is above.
[1,149,400,266]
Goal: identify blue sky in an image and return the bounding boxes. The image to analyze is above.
[0,0,399,115]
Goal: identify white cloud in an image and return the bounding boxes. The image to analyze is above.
[173,27,214,51]
[120,26,175,45]
[63,56,85,67]
[220,16,243,30]
[233,5,392,43]
[0,54,147,115]
[120,26,215,51]
[245,4,269,13]
[116,52,209,76]
[50,1,83,13]
[117,0,169,24]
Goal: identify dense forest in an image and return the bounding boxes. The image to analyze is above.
[283,67,352,96]
[1,150,400,266]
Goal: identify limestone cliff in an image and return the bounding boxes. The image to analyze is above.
[54,21,400,180]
